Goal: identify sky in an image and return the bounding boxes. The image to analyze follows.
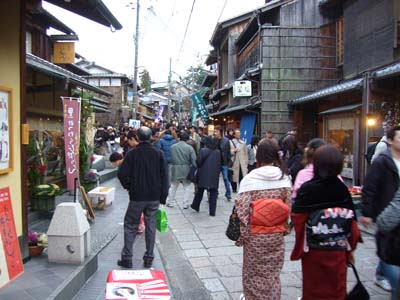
[43,0,265,82]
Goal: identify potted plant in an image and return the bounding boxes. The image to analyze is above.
[28,231,48,257]
[30,183,63,212]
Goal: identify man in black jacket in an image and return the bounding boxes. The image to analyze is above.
[362,125,400,291]
[214,127,232,200]
[117,126,169,268]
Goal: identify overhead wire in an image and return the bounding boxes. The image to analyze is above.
[177,0,196,62]
[216,0,228,24]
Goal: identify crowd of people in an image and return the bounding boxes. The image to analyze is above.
[106,122,400,300]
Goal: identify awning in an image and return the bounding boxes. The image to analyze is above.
[373,61,400,80]
[319,104,362,115]
[289,78,363,105]
[44,0,122,30]
[210,100,260,117]
[26,53,113,97]
[33,8,76,35]
[138,111,155,120]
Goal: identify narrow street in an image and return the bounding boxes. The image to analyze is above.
[72,177,390,300]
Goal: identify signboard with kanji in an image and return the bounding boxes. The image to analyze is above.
[191,93,208,124]
[233,80,252,97]
[61,97,81,192]
[53,42,75,64]
[0,187,24,288]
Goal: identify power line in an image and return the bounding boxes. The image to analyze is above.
[217,0,228,24]
[177,0,196,62]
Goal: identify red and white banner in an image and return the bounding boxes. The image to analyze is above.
[61,97,81,192]
[106,270,171,300]
[0,187,24,288]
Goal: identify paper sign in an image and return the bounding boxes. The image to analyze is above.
[0,187,24,288]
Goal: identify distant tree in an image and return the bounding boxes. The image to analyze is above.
[182,64,208,92]
[140,69,152,92]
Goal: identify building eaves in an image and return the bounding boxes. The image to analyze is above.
[137,111,155,120]
[319,103,361,115]
[209,99,261,117]
[289,78,363,106]
[201,73,218,87]
[83,73,129,79]
[373,60,400,80]
[90,96,110,106]
[44,0,122,30]
[33,8,76,35]
[26,53,113,97]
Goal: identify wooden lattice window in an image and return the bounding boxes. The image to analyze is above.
[336,17,344,66]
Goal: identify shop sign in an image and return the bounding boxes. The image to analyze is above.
[61,97,81,192]
[191,107,197,126]
[191,93,208,123]
[233,80,252,97]
[53,42,75,64]
[129,119,141,129]
[0,187,24,288]
[127,91,133,103]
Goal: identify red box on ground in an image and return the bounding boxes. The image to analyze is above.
[106,269,171,300]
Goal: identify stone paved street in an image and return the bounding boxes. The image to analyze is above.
[164,178,391,300]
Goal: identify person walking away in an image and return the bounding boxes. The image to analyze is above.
[230,129,248,193]
[292,138,326,199]
[166,132,196,209]
[156,129,177,164]
[376,187,400,300]
[282,134,303,184]
[235,139,292,300]
[94,125,109,155]
[190,137,221,216]
[247,135,260,173]
[371,135,389,164]
[214,127,232,201]
[117,126,169,268]
[189,126,201,153]
[197,127,206,149]
[111,152,145,234]
[291,145,361,300]
[361,125,400,292]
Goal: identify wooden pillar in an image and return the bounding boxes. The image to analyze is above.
[359,73,370,185]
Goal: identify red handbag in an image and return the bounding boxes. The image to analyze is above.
[250,198,290,234]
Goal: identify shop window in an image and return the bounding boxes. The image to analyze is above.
[336,17,344,66]
[325,116,354,180]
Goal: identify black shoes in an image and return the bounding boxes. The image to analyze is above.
[143,258,153,268]
[117,259,132,268]
[190,204,199,212]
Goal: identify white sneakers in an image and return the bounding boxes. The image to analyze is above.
[375,278,392,292]
[239,294,245,300]
[166,203,174,208]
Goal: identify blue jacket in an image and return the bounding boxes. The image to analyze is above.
[157,134,177,163]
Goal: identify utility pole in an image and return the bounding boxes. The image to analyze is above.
[167,57,172,123]
[133,0,140,120]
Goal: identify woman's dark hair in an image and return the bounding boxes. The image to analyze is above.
[109,152,123,162]
[205,136,218,150]
[282,134,299,155]
[179,132,190,142]
[127,130,138,141]
[303,138,326,165]
[313,145,343,179]
[250,135,260,148]
[387,125,400,140]
[256,139,287,177]
[226,128,235,139]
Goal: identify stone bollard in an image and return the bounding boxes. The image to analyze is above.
[47,203,91,264]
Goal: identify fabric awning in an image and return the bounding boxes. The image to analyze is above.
[373,61,400,80]
[26,53,113,97]
[289,78,363,106]
[319,104,362,115]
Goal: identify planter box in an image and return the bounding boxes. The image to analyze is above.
[31,195,55,212]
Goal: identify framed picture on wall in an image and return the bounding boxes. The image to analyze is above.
[0,86,12,174]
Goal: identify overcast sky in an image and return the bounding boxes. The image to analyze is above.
[44,0,265,82]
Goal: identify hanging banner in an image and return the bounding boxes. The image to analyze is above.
[191,107,197,126]
[0,187,24,288]
[61,97,81,192]
[191,93,208,123]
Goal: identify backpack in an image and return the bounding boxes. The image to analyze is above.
[365,140,387,165]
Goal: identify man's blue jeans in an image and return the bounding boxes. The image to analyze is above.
[221,165,231,198]
[377,259,400,299]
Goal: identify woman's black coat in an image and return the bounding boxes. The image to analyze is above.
[196,147,221,189]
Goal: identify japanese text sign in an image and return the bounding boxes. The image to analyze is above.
[0,187,23,288]
[61,97,81,192]
[191,93,209,124]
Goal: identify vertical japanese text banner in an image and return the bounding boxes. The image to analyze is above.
[61,97,81,192]
[191,93,209,124]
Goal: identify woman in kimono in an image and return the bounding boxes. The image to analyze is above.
[291,145,361,300]
[235,139,292,300]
